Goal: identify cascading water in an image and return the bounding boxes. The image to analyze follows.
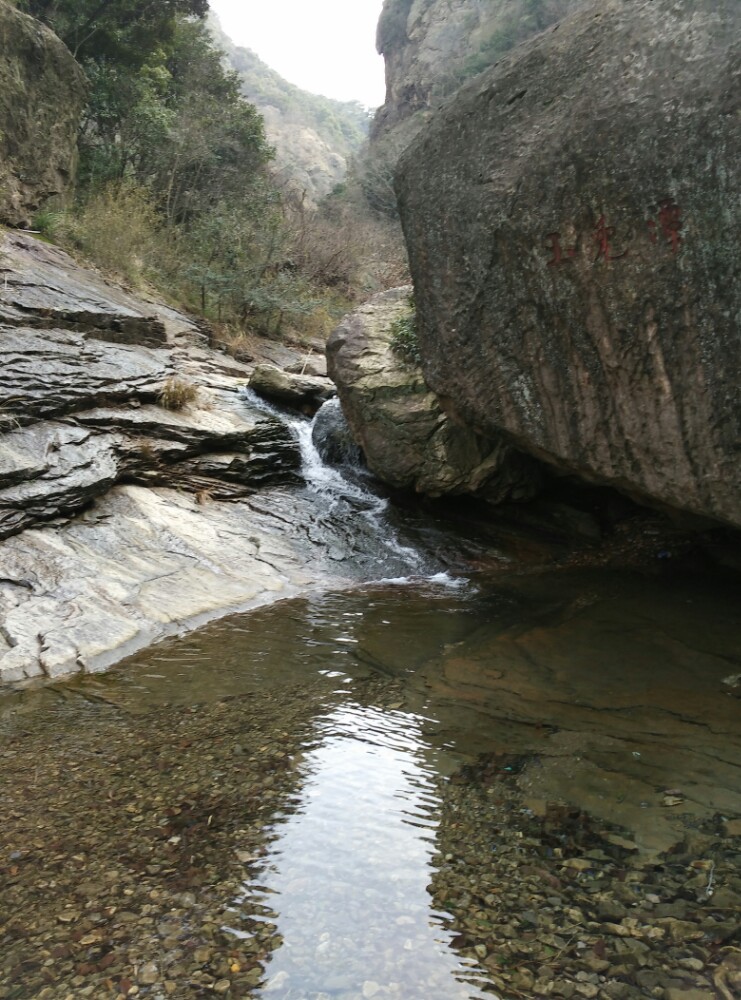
[240,389,442,582]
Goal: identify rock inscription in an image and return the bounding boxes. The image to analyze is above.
[545,198,683,267]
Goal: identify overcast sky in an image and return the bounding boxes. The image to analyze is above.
[208,0,387,108]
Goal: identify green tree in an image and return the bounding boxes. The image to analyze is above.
[76,17,273,218]
[152,19,273,225]
[19,0,208,64]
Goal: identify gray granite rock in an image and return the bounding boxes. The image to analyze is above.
[249,363,335,412]
[396,0,741,528]
[326,287,539,500]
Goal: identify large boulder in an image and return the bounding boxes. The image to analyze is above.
[396,0,741,528]
[0,1,87,227]
[326,287,539,500]
[248,363,335,412]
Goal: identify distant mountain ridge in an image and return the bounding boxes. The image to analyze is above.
[209,14,371,203]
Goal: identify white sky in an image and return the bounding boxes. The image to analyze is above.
[208,0,387,108]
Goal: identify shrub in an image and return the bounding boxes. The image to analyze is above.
[389,304,421,366]
[60,182,169,288]
[158,377,199,410]
[32,207,66,240]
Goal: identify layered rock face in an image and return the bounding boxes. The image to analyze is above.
[396,0,741,528]
[0,231,300,539]
[326,287,538,500]
[0,232,334,684]
[0,1,86,226]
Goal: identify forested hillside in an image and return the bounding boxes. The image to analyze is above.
[7,0,400,343]
[210,15,371,203]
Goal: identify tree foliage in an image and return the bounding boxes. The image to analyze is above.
[19,0,208,63]
[73,16,274,220]
[26,0,406,339]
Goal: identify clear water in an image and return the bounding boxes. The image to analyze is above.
[226,702,490,1000]
[1,396,740,999]
[2,571,740,998]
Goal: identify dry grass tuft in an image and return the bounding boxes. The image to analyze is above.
[212,325,254,362]
[157,377,199,411]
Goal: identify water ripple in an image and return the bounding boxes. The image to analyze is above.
[229,701,491,999]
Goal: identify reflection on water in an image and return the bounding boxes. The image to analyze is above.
[227,702,490,999]
[1,569,740,999]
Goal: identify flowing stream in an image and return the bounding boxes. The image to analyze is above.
[0,399,740,1000]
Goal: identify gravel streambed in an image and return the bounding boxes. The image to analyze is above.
[1,574,740,1000]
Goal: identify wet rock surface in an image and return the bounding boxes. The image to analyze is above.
[326,287,539,501]
[396,0,741,528]
[0,232,337,684]
[310,398,363,468]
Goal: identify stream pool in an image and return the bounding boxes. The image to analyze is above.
[1,567,740,999]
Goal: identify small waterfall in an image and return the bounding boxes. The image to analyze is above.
[290,408,386,510]
[240,389,436,580]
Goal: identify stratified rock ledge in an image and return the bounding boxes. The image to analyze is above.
[0,232,340,686]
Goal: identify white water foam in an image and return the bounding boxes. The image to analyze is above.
[375,571,471,590]
[240,388,433,577]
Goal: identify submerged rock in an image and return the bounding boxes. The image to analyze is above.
[326,287,539,500]
[396,0,741,528]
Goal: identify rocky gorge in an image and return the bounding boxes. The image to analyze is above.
[0,3,740,999]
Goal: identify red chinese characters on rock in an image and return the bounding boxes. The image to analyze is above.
[647,198,683,254]
[545,232,577,267]
[544,200,684,267]
[593,215,628,261]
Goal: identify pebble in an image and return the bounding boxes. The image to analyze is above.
[1,663,738,1000]
[265,970,290,992]
[138,962,159,985]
